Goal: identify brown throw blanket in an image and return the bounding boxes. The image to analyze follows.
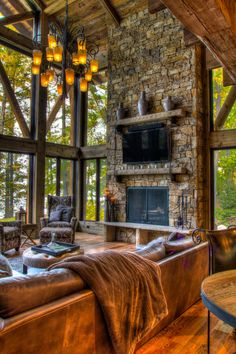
[49,251,168,354]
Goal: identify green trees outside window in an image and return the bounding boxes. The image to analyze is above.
[0,45,31,137]
[0,152,29,220]
[87,74,107,145]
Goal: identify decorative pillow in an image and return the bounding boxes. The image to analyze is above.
[164,238,195,255]
[0,254,13,278]
[136,243,166,262]
[61,207,73,222]
[168,231,186,241]
[49,209,63,223]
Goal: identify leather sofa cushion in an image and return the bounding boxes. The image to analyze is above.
[136,243,166,261]
[0,269,85,318]
[0,254,12,278]
[164,238,195,255]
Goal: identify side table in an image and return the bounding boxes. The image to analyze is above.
[22,247,84,274]
[21,224,38,247]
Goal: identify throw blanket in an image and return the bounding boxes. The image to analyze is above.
[49,251,168,354]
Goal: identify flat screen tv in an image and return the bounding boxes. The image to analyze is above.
[122,124,170,164]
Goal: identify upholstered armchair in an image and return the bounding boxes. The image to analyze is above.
[0,221,21,253]
[39,195,77,244]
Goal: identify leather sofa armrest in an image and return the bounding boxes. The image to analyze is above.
[0,269,86,319]
[40,217,49,228]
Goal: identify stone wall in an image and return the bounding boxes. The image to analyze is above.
[106,8,207,236]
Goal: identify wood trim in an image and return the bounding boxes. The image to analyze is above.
[98,0,121,26]
[209,130,236,149]
[46,142,78,159]
[0,24,34,56]
[96,159,100,221]
[0,134,36,153]
[80,145,107,159]
[27,0,45,11]
[0,12,34,26]
[148,0,166,14]
[56,157,61,196]
[0,60,31,138]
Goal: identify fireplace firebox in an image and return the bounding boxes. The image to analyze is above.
[127,187,169,225]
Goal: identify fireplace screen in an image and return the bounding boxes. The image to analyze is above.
[127,187,169,225]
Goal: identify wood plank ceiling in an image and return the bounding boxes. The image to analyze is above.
[1,0,236,81]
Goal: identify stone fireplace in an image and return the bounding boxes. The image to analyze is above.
[127,187,169,225]
[105,7,207,242]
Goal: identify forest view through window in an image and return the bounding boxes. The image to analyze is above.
[87,72,107,145]
[0,152,29,221]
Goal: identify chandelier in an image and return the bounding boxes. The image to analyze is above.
[31,0,99,95]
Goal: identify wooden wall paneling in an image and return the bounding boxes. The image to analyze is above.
[33,12,48,226]
[0,60,31,138]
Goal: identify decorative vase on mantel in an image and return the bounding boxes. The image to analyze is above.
[116,102,126,120]
[162,96,175,112]
[138,91,148,116]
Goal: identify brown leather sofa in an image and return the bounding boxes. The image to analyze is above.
[0,242,208,354]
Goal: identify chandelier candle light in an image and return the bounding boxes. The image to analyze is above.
[31,0,99,96]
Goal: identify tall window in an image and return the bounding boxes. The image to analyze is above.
[0,45,31,137]
[45,157,74,213]
[211,67,236,130]
[84,158,107,221]
[214,149,236,228]
[46,86,73,145]
[0,152,30,221]
[87,72,107,145]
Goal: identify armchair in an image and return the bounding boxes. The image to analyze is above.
[0,221,21,253]
[39,195,77,244]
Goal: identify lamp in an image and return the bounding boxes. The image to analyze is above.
[15,206,27,224]
[32,0,99,94]
[32,63,40,75]
[80,78,88,92]
[65,68,75,85]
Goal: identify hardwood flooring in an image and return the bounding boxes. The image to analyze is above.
[76,232,236,354]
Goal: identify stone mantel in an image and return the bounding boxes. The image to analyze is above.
[115,109,186,129]
[103,222,190,246]
[108,167,187,177]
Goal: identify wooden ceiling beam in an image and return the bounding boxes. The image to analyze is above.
[97,0,121,26]
[161,0,236,81]
[0,11,34,26]
[0,24,34,56]
[0,60,31,138]
[148,0,166,14]
[25,0,45,11]
[44,0,77,15]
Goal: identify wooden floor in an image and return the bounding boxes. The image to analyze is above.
[76,232,236,354]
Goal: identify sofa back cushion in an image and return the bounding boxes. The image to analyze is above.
[0,255,12,278]
[0,269,85,318]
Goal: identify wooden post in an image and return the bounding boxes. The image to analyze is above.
[215,86,236,129]
[33,12,48,226]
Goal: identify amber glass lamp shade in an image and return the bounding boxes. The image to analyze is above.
[57,84,63,95]
[80,78,88,92]
[32,64,40,75]
[78,50,87,65]
[46,69,54,82]
[65,68,75,85]
[48,34,57,49]
[77,39,86,51]
[85,69,92,82]
[41,73,49,87]
[33,49,42,66]
[46,47,54,62]
[90,59,99,73]
[72,52,80,66]
[53,45,63,62]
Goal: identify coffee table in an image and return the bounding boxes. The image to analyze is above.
[21,224,38,247]
[201,270,236,353]
[22,246,84,274]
